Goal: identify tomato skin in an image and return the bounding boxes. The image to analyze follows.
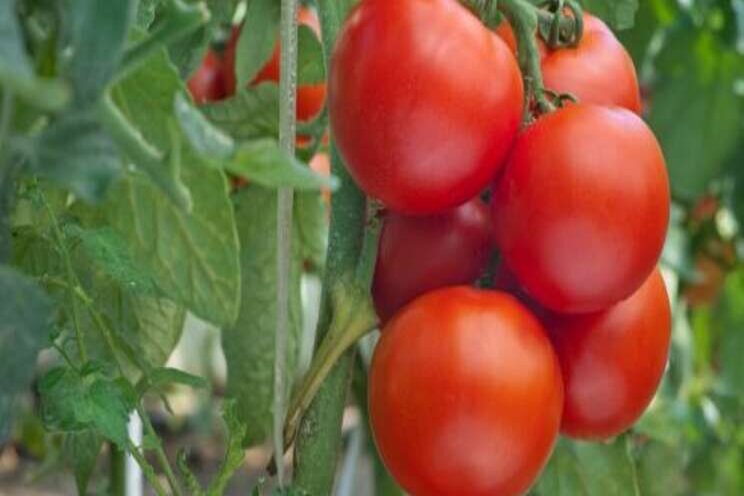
[492,104,670,313]
[330,0,523,214]
[223,7,326,121]
[549,269,671,440]
[187,50,226,104]
[372,198,492,322]
[370,287,563,496]
[497,14,641,113]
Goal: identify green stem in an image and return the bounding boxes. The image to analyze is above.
[38,187,88,363]
[292,2,370,492]
[118,0,210,81]
[127,439,169,496]
[137,405,184,496]
[274,0,299,487]
[498,0,555,118]
[97,94,192,211]
[110,444,126,496]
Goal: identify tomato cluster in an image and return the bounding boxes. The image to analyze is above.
[330,1,672,494]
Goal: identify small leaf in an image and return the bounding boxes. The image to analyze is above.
[174,93,235,161]
[0,266,54,438]
[229,139,337,191]
[235,0,280,88]
[64,431,104,495]
[201,83,280,141]
[137,367,209,396]
[206,400,249,495]
[297,25,325,85]
[27,111,121,202]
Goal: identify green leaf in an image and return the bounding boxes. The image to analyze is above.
[63,431,104,495]
[0,1,70,110]
[297,25,325,85]
[0,265,53,439]
[228,139,337,191]
[202,83,280,140]
[39,365,137,448]
[205,400,249,496]
[635,440,688,495]
[617,0,677,65]
[718,270,744,398]
[109,37,241,328]
[295,192,327,272]
[136,367,209,396]
[26,111,121,202]
[532,437,641,495]
[135,0,162,29]
[63,0,135,105]
[222,186,303,446]
[235,0,280,88]
[581,0,639,30]
[648,29,744,199]
[174,93,235,161]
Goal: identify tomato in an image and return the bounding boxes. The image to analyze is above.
[492,104,670,313]
[549,268,671,439]
[372,198,492,322]
[224,7,326,121]
[497,14,641,113]
[370,287,563,496]
[187,50,226,104]
[330,0,523,214]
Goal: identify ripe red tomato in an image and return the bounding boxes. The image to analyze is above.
[370,287,563,496]
[372,198,492,322]
[549,268,671,439]
[492,104,669,313]
[223,7,326,121]
[497,14,641,113]
[330,0,523,214]
[187,50,226,104]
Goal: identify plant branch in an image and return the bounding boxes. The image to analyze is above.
[137,406,184,496]
[274,0,299,487]
[128,439,169,496]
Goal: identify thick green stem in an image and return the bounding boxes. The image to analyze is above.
[110,445,126,496]
[292,2,368,492]
[274,0,299,487]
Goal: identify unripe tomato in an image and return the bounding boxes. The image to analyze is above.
[187,50,226,104]
[223,7,326,121]
[372,198,492,322]
[497,14,641,113]
[492,104,669,313]
[370,287,563,496]
[330,0,523,214]
[549,268,671,439]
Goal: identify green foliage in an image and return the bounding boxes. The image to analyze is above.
[297,25,325,85]
[581,0,639,30]
[202,84,280,140]
[0,265,53,439]
[206,400,250,495]
[236,0,281,88]
[63,430,104,495]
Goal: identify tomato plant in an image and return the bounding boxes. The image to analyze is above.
[492,103,670,313]
[370,287,563,496]
[372,197,492,322]
[329,0,523,214]
[549,268,671,440]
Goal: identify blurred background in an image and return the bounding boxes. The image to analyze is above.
[2,0,744,494]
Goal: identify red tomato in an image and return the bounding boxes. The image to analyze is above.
[370,287,563,496]
[549,268,671,439]
[330,0,523,214]
[187,50,226,104]
[497,14,641,113]
[492,104,669,313]
[224,7,326,121]
[372,198,492,322]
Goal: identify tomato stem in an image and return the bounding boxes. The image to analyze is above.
[274,0,299,487]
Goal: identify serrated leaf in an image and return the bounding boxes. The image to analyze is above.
[26,111,121,202]
[0,265,53,439]
[109,38,240,328]
[228,139,337,191]
[137,367,209,396]
[206,400,249,495]
[648,30,744,199]
[581,0,639,30]
[202,83,280,140]
[532,437,640,495]
[222,186,303,446]
[236,0,280,88]
[175,93,235,161]
[0,1,69,110]
[63,0,135,105]
[297,25,325,85]
[64,430,104,496]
